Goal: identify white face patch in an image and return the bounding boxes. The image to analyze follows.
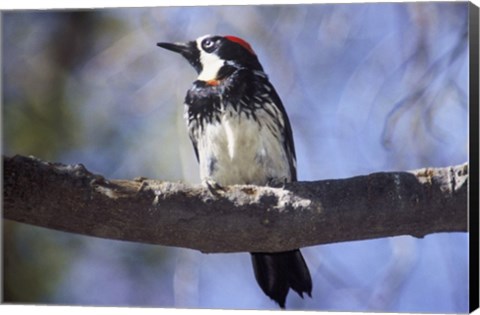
[195,35,225,81]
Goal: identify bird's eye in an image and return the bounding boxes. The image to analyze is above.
[201,38,216,52]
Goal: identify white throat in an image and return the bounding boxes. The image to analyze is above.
[197,51,224,81]
[196,36,225,81]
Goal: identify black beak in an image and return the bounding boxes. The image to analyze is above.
[157,42,190,54]
[157,41,201,73]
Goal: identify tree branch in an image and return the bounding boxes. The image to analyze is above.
[3,155,468,253]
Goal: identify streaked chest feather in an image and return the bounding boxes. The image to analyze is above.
[192,107,291,185]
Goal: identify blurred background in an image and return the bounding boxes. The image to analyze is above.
[2,2,469,311]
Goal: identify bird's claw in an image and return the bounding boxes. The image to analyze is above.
[134,176,150,193]
[203,178,226,197]
[266,177,287,188]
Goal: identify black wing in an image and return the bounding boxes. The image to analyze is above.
[264,82,297,181]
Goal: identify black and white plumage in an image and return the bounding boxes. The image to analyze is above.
[157,34,312,308]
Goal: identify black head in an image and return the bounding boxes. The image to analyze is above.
[157,35,263,76]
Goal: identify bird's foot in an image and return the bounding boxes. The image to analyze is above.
[203,178,226,197]
[134,177,150,193]
[266,177,287,188]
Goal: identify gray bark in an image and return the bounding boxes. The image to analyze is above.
[3,155,468,253]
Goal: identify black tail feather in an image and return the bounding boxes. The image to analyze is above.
[251,249,312,308]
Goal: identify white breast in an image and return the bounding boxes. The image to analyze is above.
[195,107,291,186]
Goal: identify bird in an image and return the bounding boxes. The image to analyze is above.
[157,34,312,308]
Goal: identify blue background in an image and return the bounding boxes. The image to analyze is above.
[3,2,469,311]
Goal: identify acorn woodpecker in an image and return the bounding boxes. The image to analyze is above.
[157,35,312,308]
